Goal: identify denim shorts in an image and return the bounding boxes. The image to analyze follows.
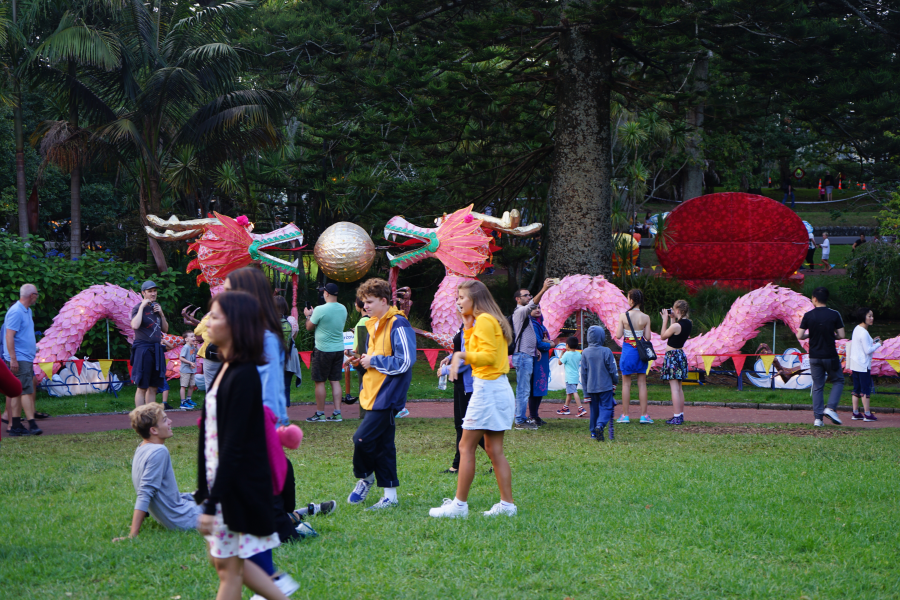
[851,370,873,397]
[565,383,579,394]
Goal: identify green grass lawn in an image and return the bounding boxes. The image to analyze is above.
[2,420,899,599]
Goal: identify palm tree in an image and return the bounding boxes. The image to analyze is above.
[0,0,32,239]
[30,0,121,257]
[92,0,289,271]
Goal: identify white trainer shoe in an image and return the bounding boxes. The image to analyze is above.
[814,419,824,427]
[823,408,842,425]
[483,502,517,517]
[429,498,468,518]
[250,572,300,600]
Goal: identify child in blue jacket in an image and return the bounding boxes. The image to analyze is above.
[580,326,619,441]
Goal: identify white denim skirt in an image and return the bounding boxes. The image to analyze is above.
[462,375,515,432]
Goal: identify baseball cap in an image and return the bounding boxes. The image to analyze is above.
[323,283,339,295]
[141,280,158,292]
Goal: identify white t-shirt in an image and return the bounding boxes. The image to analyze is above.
[820,238,830,258]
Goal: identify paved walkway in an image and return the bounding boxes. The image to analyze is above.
[15,400,900,436]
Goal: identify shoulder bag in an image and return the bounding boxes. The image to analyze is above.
[626,311,657,362]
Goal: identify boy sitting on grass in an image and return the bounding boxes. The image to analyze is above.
[556,336,586,417]
[115,403,334,543]
[179,332,198,409]
[580,326,618,441]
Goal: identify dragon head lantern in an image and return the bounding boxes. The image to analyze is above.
[385,204,541,346]
[145,213,304,288]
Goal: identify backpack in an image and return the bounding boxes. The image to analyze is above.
[507,312,527,355]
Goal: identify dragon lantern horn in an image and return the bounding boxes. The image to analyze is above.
[144,215,222,242]
[454,209,542,237]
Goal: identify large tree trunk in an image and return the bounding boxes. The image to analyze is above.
[12,1,28,240]
[146,170,168,273]
[14,91,29,240]
[69,61,82,259]
[70,166,82,257]
[683,52,710,201]
[546,23,612,278]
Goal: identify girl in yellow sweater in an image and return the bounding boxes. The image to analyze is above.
[429,280,517,518]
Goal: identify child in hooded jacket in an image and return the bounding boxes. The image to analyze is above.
[580,326,619,441]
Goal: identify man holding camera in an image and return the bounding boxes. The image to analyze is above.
[130,281,169,408]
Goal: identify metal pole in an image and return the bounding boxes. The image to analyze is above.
[772,320,776,354]
[106,318,111,358]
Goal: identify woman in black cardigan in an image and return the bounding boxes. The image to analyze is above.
[195,291,289,600]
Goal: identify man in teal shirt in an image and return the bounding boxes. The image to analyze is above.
[305,283,348,422]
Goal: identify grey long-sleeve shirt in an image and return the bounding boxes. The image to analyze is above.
[132,443,201,531]
[511,300,539,357]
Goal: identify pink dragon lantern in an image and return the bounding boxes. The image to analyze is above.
[384,204,540,347]
[387,207,900,376]
[33,214,304,382]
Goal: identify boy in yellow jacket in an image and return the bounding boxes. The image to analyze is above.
[346,278,416,510]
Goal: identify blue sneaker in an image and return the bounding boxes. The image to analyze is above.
[665,415,684,425]
[639,415,653,424]
[395,408,410,418]
[616,415,630,424]
[180,400,195,410]
[365,497,399,511]
[347,479,372,504]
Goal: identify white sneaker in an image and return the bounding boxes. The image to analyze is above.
[274,573,300,596]
[823,408,843,425]
[483,502,517,517]
[429,498,468,518]
[249,573,299,600]
[814,419,824,427]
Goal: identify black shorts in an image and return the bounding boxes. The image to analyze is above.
[132,344,164,389]
[311,349,344,382]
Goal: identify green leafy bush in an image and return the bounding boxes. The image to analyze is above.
[846,241,900,316]
[0,233,211,360]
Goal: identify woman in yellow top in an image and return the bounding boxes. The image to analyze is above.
[429,280,517,519]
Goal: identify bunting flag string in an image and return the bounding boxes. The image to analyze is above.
[127,361,133,378]
[760,354,775,375]
[422,349,441,370]
[299,351,312,369]
[730,354,747,374]
[73,359,84,375]
[701,355,715,375]
[38,362,55,379]
[887,359,900,375]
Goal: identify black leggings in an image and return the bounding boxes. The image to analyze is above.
[452,383,485,470]
[529,395,543,419]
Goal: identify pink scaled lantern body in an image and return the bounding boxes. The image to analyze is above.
[33,283,184,381]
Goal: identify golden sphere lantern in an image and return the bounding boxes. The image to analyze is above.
[313,222,376,282]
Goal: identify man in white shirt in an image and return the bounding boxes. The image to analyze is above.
[819,233,831,272]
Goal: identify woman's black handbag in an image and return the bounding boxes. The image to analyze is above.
[626,311,657,362]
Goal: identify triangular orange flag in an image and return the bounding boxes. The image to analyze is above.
[73,359,84,375]
[299,351,312,369]
[731,354,747,374]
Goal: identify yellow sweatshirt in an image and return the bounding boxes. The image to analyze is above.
[463,314,509,380]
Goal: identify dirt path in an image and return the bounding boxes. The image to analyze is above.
[12,400,899,436]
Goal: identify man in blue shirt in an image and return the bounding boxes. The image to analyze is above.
[2,284,41,436]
